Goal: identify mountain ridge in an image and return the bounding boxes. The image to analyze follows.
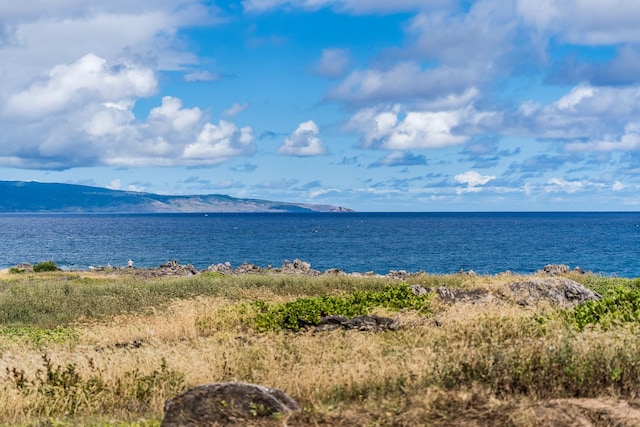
[0,181,354,213]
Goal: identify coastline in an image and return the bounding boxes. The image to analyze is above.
[4,259,590,279]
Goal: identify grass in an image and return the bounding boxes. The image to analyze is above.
[0,271,639,426]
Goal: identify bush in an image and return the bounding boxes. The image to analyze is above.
[253,284,432,331]
[569,287,640,330]
[33,261,59,273]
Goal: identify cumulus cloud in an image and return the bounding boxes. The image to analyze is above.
[4,53,156,117]
[183,121,255,163]
[0,1,215,94]
[148,96,202,133]
[0,54,255,168]
[315,48,350,78]
[278,120,326,156]
[347,104,496,150]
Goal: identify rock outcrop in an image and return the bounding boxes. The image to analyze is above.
[316,314,399,332]
[161,382,300,426]
[509,278,601,307]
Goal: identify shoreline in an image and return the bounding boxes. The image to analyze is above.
[2,260,590,279]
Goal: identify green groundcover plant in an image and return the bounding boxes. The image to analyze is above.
[570,287,640,330]
[253,284,432,331]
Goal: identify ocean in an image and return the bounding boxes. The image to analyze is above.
[0,212,639,277]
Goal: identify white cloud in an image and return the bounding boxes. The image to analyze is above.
[613,181,627,191]
[328,62,479,104]
[148,96,202,132]
[184,71,222,82]
[315,48,350,78]
[4,53,156,117]
[0,2,213,94]
[512,84,640,142]
[347,105,491,150]
[546,177,584,194]
[223,102,250,117]
[407,0,517,66]
[108,179,122,190]
[555,85,595,111]
[242,0,445,14]
[278,120,326,156]
[517,0,640,45]
[183,121,256,163]
[0,54,254,168]
[565,123,640,153]
[454,170,496,193]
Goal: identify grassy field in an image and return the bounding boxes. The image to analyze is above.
[1,269,640,426]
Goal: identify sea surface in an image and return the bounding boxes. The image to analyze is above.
[0,212,639,277]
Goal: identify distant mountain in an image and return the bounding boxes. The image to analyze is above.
[0,181,354,213]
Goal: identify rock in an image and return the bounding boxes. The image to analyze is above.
[435,287,491,304]
[410,284,430,296]
[234,262,263,274]
[280,259,319,276]
[207,262,233,275]
[387,270,409,279]
[316,314,399,332]
[322,268,347,276]
[541,264,570,275]
[161,382,300,427]
[509,278,600,307]
[11,263,32,272]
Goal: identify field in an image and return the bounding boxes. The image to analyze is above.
[1,268,640,426]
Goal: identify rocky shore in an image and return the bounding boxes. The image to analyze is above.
[9,259,590,280]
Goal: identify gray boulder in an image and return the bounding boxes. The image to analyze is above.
[316,314,399,332]
[509,278,600,307]
[161,382,300,426]
[541,264,571,275]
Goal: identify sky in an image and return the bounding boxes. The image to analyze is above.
[1,1,640,211]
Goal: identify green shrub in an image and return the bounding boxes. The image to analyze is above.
[8,267,24,274]
[569,287,640,330]
[253,284,432,331]
[0,325,78,346]
[33,260,60,272]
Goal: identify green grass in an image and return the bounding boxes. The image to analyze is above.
[0,273,456,328]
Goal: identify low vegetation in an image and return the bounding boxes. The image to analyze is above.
[0,270,639,426]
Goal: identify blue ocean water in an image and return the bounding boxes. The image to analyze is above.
[0,212,639,277]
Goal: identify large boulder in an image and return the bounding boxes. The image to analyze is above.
[161,382,300,426]
[280,259,319,276]
[509,278,600,307]
[541,264,571,275]
[316,314,399,332]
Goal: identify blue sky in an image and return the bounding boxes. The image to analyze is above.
[1,0,640,211]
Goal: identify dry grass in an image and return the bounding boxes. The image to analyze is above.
[0,272,639,426]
